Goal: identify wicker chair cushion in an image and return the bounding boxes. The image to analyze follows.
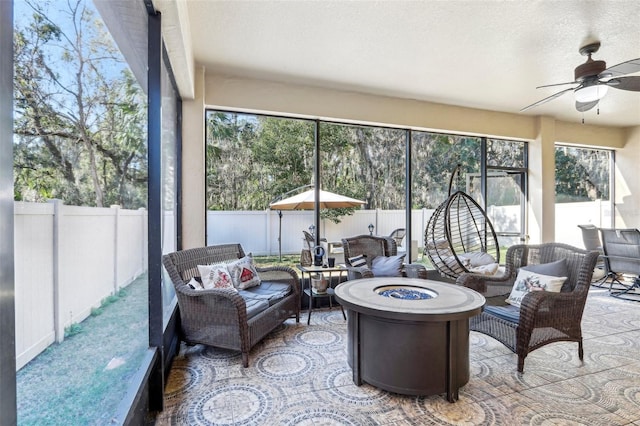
[459,251,495,267]
[244,297,270,319]
[240,281,292,306]
[468,262,500,275]
[484,305,520,323]
[505,269,566,308]
[371,254,405,277]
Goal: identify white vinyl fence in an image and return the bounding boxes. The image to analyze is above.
[206,209,437,256]
[556,200,612,248]
[14,199,605,370]
[206,200,610,256]
[14,201,148,370]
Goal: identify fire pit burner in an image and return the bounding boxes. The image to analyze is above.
[375,285,437,300]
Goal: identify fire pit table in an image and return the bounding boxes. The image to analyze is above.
[334,277,485,402]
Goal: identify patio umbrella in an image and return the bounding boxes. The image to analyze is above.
[270,189,365,210]
[269,189,365,260]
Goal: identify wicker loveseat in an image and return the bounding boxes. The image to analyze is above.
[457,243,598,372]
[162,244,300,367]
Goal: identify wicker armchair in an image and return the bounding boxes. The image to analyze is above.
[341,234,428,280]
[388,228,406,247]
[162,244,300,367]
[302,230,326,251]
[457,243,598,372]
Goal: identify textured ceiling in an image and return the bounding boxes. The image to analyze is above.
[181,0,640,128]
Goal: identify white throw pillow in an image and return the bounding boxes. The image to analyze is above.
[505,269,567,308]
[226,255,262,289]
[197,264,236,291]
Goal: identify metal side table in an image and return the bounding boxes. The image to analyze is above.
[297,264,348,325]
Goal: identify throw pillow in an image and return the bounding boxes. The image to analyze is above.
[348,254,367,267]
[197,264,235,291]
[371,254,405,277]
[521,258,568,277]
[187,277,203,290]
[226,255,262,289]
[505,269,567,308]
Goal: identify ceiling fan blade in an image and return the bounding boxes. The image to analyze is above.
[536,81,578,89]
[520,87,575,112]
[576,99,599,112]
[605,57,640,77]
[605,75,640,92]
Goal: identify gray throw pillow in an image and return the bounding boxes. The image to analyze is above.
[521,258,568,277]
[371,254,405,277]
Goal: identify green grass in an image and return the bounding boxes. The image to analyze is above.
[254,249,440,272]
[64,323,83,338]
[17,274,149,425]
[253,254,300,269]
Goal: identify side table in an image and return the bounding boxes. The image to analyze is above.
[296,264,348,325]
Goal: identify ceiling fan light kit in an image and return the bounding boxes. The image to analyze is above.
[574,84,608,103]
[521,41,640,114]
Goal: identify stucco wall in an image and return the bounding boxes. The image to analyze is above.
[615,126,640,229]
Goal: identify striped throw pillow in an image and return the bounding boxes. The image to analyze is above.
[349,255,367,267]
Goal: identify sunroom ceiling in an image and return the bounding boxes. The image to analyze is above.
[163,0,640,128]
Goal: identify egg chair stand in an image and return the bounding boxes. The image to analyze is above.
[424,166,500,280]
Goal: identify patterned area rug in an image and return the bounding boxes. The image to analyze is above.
[156,287,640,425]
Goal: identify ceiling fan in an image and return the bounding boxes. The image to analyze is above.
[521,41,640,113]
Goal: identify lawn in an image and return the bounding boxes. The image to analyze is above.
[16,274,148,425]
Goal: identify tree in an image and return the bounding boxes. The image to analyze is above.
[205,111,259,210]
[205,112,491,213]
[13,0,147,208]
[555,146,609,202]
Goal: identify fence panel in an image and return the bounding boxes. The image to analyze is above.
[14,202,56,370]
[556,200,612,249]
[58,205,116,330]
[117,208,148,287]
[207,209,438,256]
[14,202,147,370]
[207,210,271,255]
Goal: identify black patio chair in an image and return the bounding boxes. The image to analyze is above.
[577,224,610,286]
[599,228,640,301]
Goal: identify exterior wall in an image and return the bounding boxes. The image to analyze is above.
[181,65,206,249]
[180,71,636,247]
[203,74,627,146]
[615,126,640,229]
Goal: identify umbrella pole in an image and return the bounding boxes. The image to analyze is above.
[278,210,283,262]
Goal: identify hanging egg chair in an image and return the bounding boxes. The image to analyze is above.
[424,166,500,280]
